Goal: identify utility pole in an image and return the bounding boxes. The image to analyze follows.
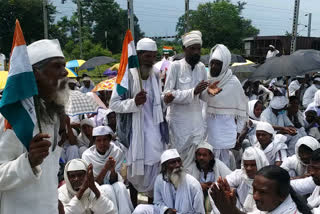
[43,0,48,39]
[77,0,83,59]
[185,0,189,33]
[290,0,300,54]
[127,0,135,40]
[307,13,312,37]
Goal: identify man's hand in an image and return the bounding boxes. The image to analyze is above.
[135,90,147,106]
[104,157,116,171]
[207,81,222,96]
[28,133,51,168]
[194,80,209,95]
[201,182,213,192]
[280,127,297,135]
[87,164,95,190]
[164,92,175,104]
[164,208,177,214]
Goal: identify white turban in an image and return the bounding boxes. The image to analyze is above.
[256,121,274,135]
[314,77,320,82]
[269,45,275,49]
[181,30,202,48]
[161,149,180,164]
[137,38,157,51]
[92,125,113,137]
[209,44,231,75]
[27,39,64,65]
[270,96,288,109]
[80,118,95,128]
[248,100,260,121]
[196,141,213,153]
[314,90,320,106]
[288,80,301,96]
[67,159,87,172]
[68,79,77,84]
[242,147,269,171]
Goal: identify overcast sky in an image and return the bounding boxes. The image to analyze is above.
[53,0,320,38]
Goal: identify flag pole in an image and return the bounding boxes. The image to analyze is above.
[34,95,43,133]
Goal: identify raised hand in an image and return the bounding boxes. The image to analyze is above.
[194,80,209,95]
[135,90,147,106]
[207,81,222,96]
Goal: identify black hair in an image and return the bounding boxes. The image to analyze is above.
[257,166,311,214]
[289,96,299,103]
[299,144,313,154]
[93,134,112,142]
[311,148,320,162]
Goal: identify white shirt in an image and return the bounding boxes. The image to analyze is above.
[266,49,279,59]
[164,58,207,152]
[0,121,62,214]
[303,84,319,108]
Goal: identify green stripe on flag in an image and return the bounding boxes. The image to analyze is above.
[0,101,34,149]
[128,55,139,69]
[116,84,127,96]
[0,72,38,107]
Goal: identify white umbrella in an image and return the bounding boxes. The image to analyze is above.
[65,90,99,116]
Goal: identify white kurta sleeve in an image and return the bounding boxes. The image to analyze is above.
[191,180,206,214]
[0,130,41,191]
[90,193,116,214]
[226,170,242,188]
[109,87,141,113]
[290,176,316,196]
[62,196,86,214]
[153,177,170,214]
[275,150,287,162]
[280,156,296,172]
[164,63,196,105]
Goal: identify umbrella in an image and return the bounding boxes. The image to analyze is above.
[92,77,116,92]
[0,71,8,90]
[65,90,99,116]
[231,63,258,82]
[103,69,117,77]
[79,56,116,71]
[66,68,78,77]
[66,59,86,69]
[110,63,120,71]
[249,49,320,80]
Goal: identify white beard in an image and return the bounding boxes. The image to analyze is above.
[55,78,70,106]
[168,167,185,189]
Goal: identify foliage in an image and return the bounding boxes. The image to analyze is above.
[176,0,259,51]
[0,0,57,56]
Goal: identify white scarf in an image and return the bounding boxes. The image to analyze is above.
[248,100,260,121]
[77,132,91,148]
[241,147,269,212]
[130,67,163,176]
[207,44,248,119]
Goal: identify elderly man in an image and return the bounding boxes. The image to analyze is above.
[200,44,247,168]
[58,159,116,214]
[210,165,311,214]
[133,149,205,214]
[110,38,165,205]
[0,39,69,213]
[163,30,208,169]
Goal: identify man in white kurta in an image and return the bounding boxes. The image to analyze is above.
[77,118,95,156]
[200,44,247,168]
[82,126,133,213]
[58,159,116,214]
[163,30,208,169]
[109,38,165,202]
[133,149,205,214]
[303,77,320,108]
[0,39,69,213]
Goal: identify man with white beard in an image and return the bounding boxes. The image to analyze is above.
[133,149,205,214]
[0,39,70,214]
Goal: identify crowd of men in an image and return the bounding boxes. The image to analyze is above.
[1,30,320,214]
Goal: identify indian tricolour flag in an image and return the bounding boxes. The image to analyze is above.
[0,20,38,150]
[116,30,139,95]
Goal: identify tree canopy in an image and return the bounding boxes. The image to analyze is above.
[176,0,259,50]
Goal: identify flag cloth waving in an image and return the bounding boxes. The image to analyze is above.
[116,30,140,96]
[0,20,38,150]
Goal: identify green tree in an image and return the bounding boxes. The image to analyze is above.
[0,0,57,56]
[176,0,259,50]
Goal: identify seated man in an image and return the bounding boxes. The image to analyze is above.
[281,136,319,178]
[304,110,320,140]
[78,118,95,156]
[186,141,231,212]
[133,149,205,214]
[210,165,311,214]
[225,147,269,212]
[82,126,133,213]
[255,122,287,166]
[58,159,116,214]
